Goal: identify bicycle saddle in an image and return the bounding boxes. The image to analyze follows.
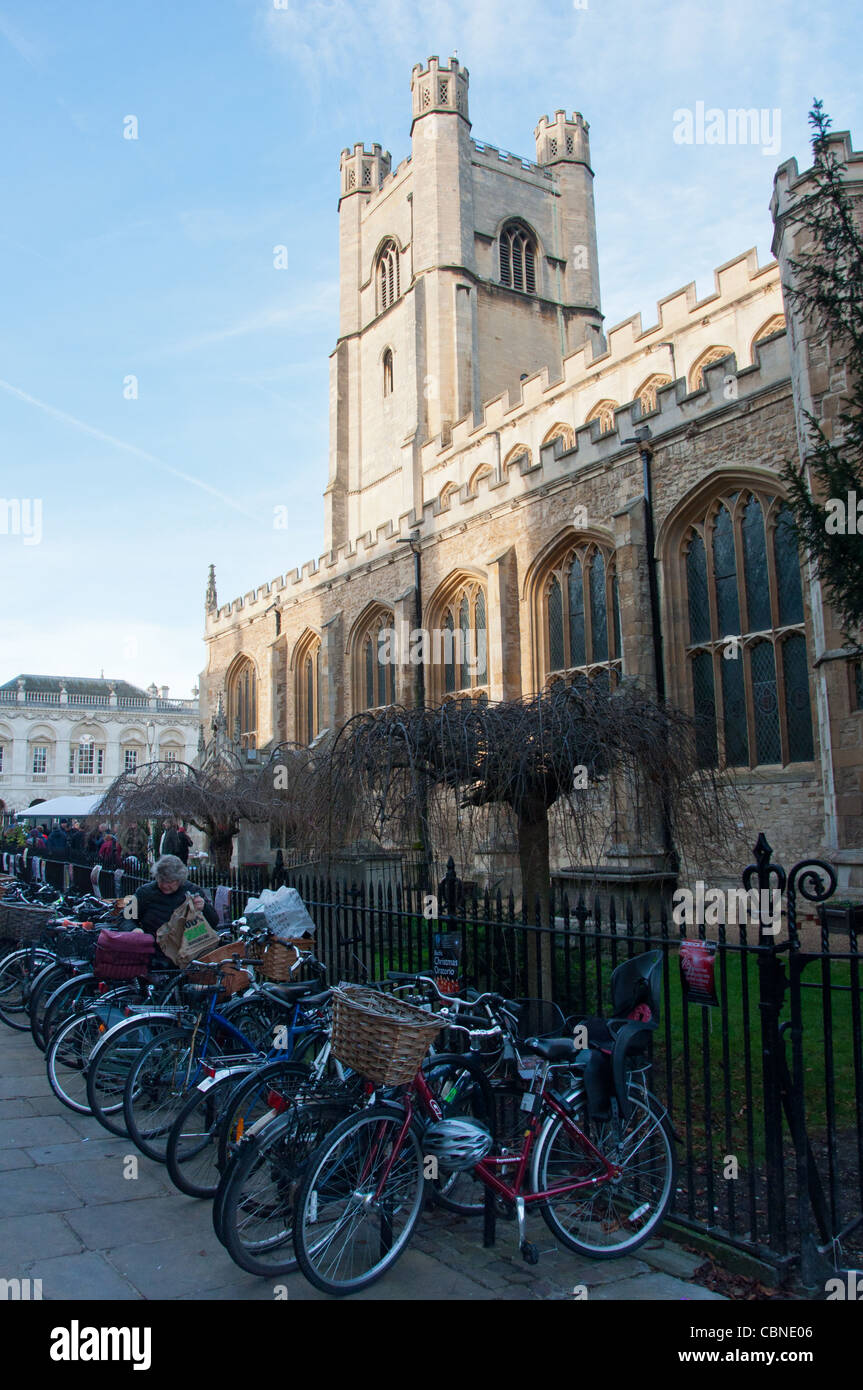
[522,1036,580,1063]
[262,981,321,1004]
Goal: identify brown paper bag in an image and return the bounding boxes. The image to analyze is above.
[157,897,221,968]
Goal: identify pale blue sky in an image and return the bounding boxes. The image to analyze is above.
[0,0,860,695]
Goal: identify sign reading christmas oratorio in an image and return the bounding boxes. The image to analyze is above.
[679,940,719,1007]
[432,932,462,996]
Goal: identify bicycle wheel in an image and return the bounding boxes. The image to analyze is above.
[215,1059,313,1177]
[292,1104,425,1296]
[220,1100,348,1277]
[123,1027,220,1163]
[28,963,71,1048]
[46,1009,105,1113]
[166,1067,255,1198]
[535,1083,676,1257]
[86,1013,177,1136]
[0,948,55,1029]
[41,973,100,1050]
[422,1053,497,1217]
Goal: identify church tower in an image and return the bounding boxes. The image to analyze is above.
[324,57,604,553]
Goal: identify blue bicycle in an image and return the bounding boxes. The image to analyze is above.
[122,962,333,1163]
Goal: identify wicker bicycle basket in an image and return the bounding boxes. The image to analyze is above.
[330,983,442,1086]
[186,940,250,999]
[244,935,309,982]
[0,902,56,943]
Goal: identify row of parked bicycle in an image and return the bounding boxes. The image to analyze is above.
[0,875,677,1296]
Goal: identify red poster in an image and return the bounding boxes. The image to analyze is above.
[679,940,719,1007]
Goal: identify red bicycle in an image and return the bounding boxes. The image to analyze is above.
[292,1033,676,1295]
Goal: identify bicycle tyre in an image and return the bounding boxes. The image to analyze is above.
[0,948,55,1029]
[29,963,73,1050]
[166,1067,255,1198]
[123,1026,227,1163]
[535,1084,676,1258]
[292,1104,425,1296]
[46,1008,105,1113]
[86,1013,178,1136]
[220,1100,349,1277]
[41,972,101,1050]
[215,1059,314,1177]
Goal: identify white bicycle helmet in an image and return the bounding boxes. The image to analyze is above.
[422,1118,493,1172]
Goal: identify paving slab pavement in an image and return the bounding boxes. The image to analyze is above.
[0,1020,726,1302]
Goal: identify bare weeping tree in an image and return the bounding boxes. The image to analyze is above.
[97,742,320,874]
[322,679,738,914]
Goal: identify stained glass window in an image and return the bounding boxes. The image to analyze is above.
[721,651,749,767]
[568,558,586,668]
[750,641,781,764]
[681,489,814,768]
[590,551,608,662]
[548,576,564,672]
[712,505,740,636]
[691,651,718,767]
[742,496,771,632]
[774,505,804,625]
[433,582,487,698]
[782,635,814,761]
[687,533,710,644]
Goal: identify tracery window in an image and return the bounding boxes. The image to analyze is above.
[227,658,258,751]
[585,400,618,435]
[377,241,400,313]
[634,374,672,417]
[354,608,396,712]
[689,345,733,392]
[428,579,488,700]
[542,422,575,452]
[540,541,622,688]
[681,490,814,768]
[295,635,324,745]
[499,222,537,294]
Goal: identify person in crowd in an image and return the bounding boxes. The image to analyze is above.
[158,817,176,857]
[34,825,50,853]
[86,823,107,857]
[174,823,194,865]
[129,854,219,947]
[67,820,85,859]
[98,831,123,871]
[46,821,69,859]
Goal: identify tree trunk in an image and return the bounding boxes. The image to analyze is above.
[208,825,235,876]
[517,801,552,1001]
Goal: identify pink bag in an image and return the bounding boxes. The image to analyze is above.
[94,927,156,980]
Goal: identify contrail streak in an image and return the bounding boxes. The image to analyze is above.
[0,378,258,520]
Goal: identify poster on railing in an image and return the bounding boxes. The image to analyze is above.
[679,939,719,1007]
[432,932,461,996]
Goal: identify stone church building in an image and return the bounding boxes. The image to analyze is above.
[201,56,863,895]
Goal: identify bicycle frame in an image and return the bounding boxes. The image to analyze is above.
[370,1067,618,1207]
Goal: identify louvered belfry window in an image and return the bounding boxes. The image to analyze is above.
[682,491,814,768]
[499,223,537,294]
[377,241,400,313]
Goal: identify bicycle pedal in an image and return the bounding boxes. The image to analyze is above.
[520,1241,540,1266]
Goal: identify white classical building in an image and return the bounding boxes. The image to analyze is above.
[0,675,200,817]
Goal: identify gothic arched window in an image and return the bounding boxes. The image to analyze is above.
[227,657,257,751]
[689,345,733,392]
[428,578,488,700]
[679,490,813,768]
[377,240,400,313]
[585,400,618,435]
[295,635,323,745]
[499,222,537,294]
[353,607,396,713]
[383,348,394,397]
[540,540,622,688]
[634,374,672,417]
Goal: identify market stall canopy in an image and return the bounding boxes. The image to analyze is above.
[15,795,104,819]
